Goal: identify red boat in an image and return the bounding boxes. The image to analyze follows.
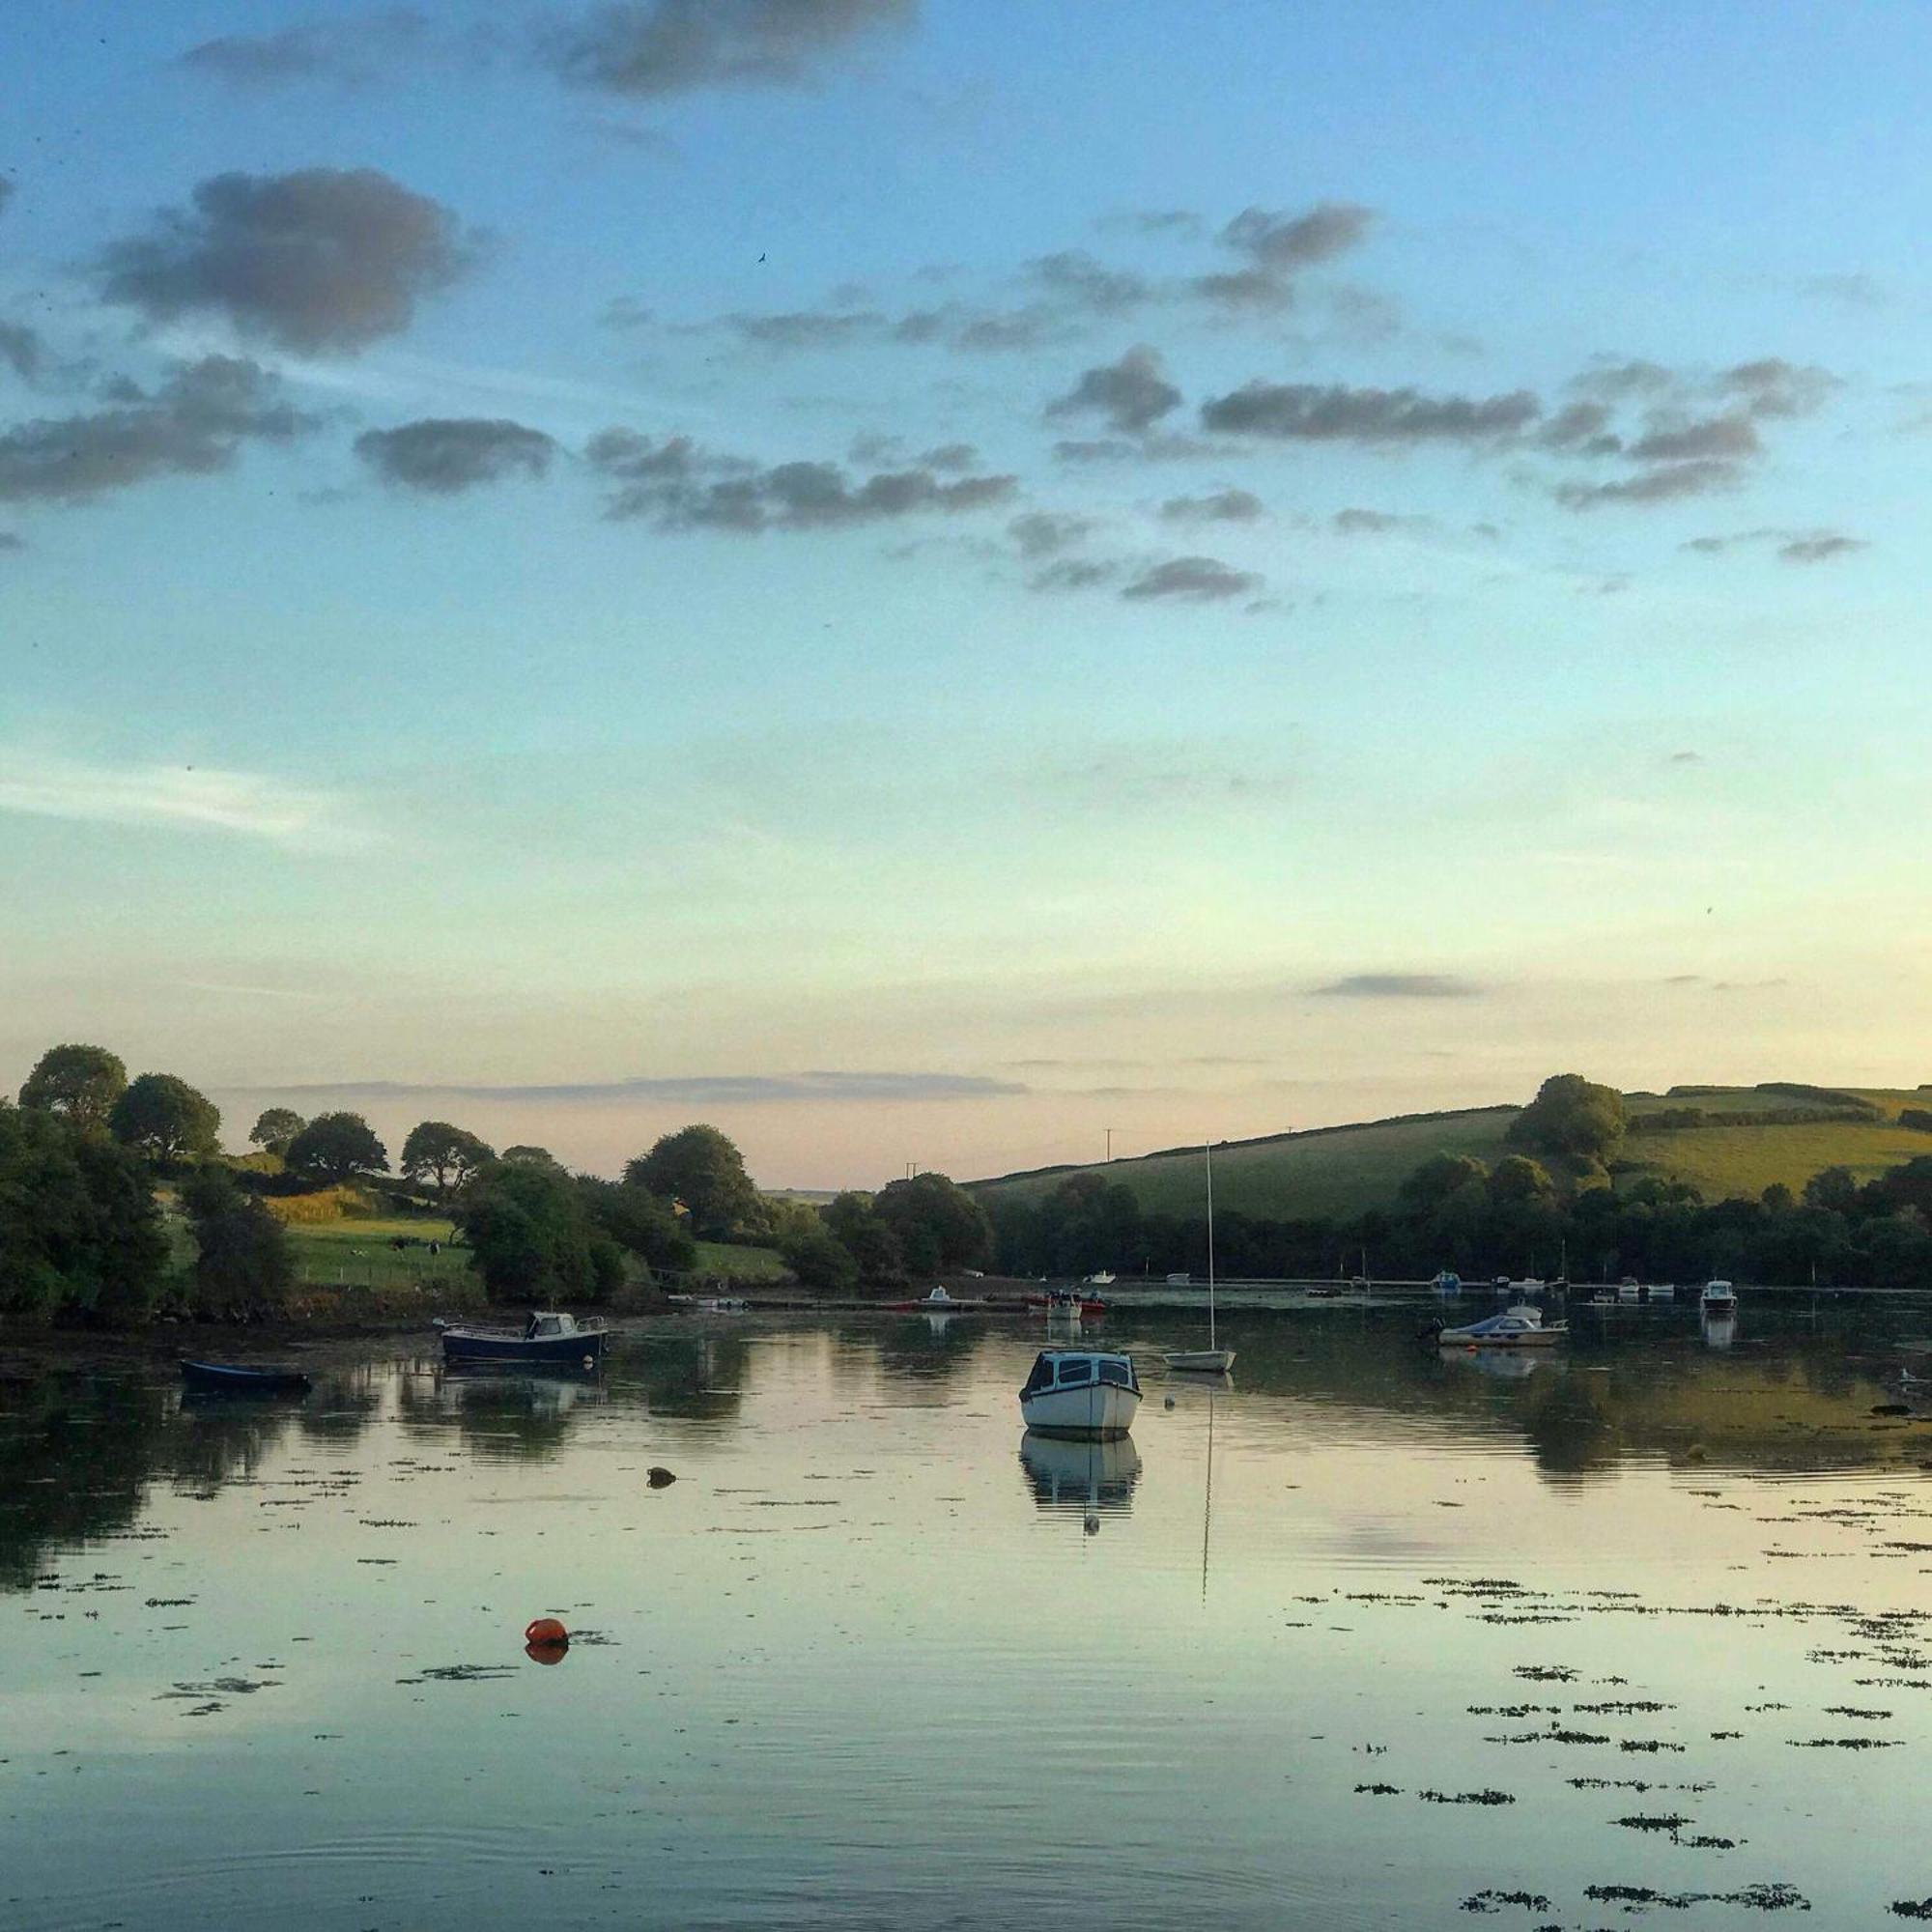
[1026,1290,1109,1318]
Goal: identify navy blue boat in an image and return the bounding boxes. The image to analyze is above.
[437,1310,608,1369]
[179,1359,313,1396]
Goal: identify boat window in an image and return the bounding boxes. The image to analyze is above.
[1096,1359,1132,1387]
[1022,1355,1056,1395]
[1055,1358,1094,1387]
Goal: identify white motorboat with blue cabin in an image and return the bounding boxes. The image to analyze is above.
[1019,1350,1142,1437]
[1428,1304,1566,1349]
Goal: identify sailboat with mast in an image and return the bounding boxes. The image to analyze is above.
[1164,1141,1236,1374]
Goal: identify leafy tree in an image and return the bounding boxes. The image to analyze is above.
[1804,1165,1861,1214]
[624,1124,759,1239]
[458,1160,619,1302]
[18,1043,128,1131]
[180,1166,294,1315]
[108,1073,221,1164]
[1488,1154,1556,1206]
[1760,1181,1796,1213]
[399,1120,495,1198]
[0,1101,166,1322]
[501,1144,564,1170]
[248,1107,305,1155]
[826,1191,903,1281]
[872,1172,993,1275]
[577,1178,696,1272]
[1507,1073,1628,1165]
[780,1221,858,1293]
[284,1112,387,1185]
[1400,1152,1490,1211]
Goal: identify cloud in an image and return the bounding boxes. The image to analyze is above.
[0,355,315,505]
[1045,345,1181,435]
[1312,973,1484,999]
[0,320,42,382]
[0,749,372,850]
[1191,201,1374,312]
[1681,526,1868,563]
[1331,506,1436,537]
[1121,554,1260,602]
[0,531,23,554]
[1095,208,1203,239]
[1160,488,1264,524]
[1555,459,1742,510]
[549,0,917,97]
[1666,750,1703,764]
[1628,413,1760,462]
[1717,357,1838,420]
[179,10,430,88]
[587,427,1016,530]
[1028,557,1117,593]
[1798,272,1884,310]
[1571,357,1682,403]
[1008,510,1094,558]
[1201,379,1538,443]
[248,1068,1021,1104]
[0,180,13,220]
[1537,400,1619,453]
[1023,249,1153,316]
[355,416,557,493]
[98,167,473,355]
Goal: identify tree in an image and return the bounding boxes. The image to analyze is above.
[501,1145,564,1170]
[180,1166,294,1315]
[0,1101,167,1322]
[1400,1152,1490,1212]
[1507,1073,1628,1165]
[1488,1154,1556,1207]
[577,1178,696,1272]
[1761,1181,1796,1213]
[1804,1165,1861,1214]
[872,1172,993,1275]
[399,1121,495,1198]
[284,1112,387,1185]
[458,1160,620,1302]
[247,1108,305,1156]
[18,1043,127,1131]
[624,1124,759,1239]
[780,1221,858,1293]
[108,1073,221,1164]
[826,1191,903,1281]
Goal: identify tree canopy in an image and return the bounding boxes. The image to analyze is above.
[1506,1073,1628,1165]
[248,1107,305,1154]
[577,1178,696,1273]
[180,1166,294,1316]
[18,1043,128,1131]
[624,1124,758,1239]
[285,1111,387,1185]
[0,1102,167,1322]
[872,1172,993,1274]
[459,1160,625,1302]
[108,1073,221,1164]
[399,1121,495,1198]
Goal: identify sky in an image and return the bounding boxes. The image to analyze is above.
[4,0,1932,1189]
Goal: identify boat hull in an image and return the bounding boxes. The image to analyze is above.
[1439,1331,1564,1349]
[180,1359,311,1395]
[1019,1379,1141,1438]
[1164,1349,1236,1374]
[440,1330,608,1367]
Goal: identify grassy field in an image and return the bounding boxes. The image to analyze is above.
[282,1215,471,1290]
[691,1240,789,1283]
[971,1084,1932,1223]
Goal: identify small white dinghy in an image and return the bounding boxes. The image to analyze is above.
[1429,1304,1567,1349]
[1018,1350,1142,1437]
[1165,1141,1236,1375]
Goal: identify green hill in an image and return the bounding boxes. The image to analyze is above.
[970,1084,1932,1223]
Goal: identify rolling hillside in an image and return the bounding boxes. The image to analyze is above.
[969,1085,1932,1223]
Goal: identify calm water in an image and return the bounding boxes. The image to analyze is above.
[10,1300,1932,1929]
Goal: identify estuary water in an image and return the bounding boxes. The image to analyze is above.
[8,1299,1932,1929]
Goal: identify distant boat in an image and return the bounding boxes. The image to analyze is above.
[1432,1269,1463,1296]
[1427,1305,1567,1349]
[1700,1280,1738,1315]
[1165,1141,1236,1375]
[1084,1271,1116,1286]
[437,1310,608,1368]
[1018,1350,1142,1437]
[179,1359,311,1396]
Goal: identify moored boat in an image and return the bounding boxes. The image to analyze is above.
[179,1358,311,1396]
[1018,1350,1141,1437]
[1426,1304,1567,1349]
[437,1310,608,1368]
[1700,1279,1738,1315]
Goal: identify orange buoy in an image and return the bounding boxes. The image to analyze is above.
[526,1638,568,1664]
[525,1616,568,1646]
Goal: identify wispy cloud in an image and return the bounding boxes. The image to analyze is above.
[0,750,374,850]
[235,1069,1024,1103]
[1312,973,1486,999]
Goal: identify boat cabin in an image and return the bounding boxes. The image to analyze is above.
[1021,1350,1140,1398]
[525,1311,585,1339]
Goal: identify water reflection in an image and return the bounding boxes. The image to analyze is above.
[1704,1311,1738,1350]
[1018,1429,1142,1522]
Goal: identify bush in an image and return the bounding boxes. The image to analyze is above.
[182,1167,294,1317]
[780,1223,858,1293]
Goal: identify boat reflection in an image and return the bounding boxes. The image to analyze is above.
[1703,1312,1738,1351]
[1018,1429,1142,1530]
[1439,1346,1548,1380]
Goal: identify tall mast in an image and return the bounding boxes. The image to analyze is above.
[1206,1140,1216,1350]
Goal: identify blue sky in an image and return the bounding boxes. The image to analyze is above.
[4,0,1931,1186]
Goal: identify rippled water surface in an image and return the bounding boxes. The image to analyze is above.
[10,1299,1932,1928]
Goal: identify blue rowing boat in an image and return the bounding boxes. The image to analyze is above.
[179,1359,313,1395]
